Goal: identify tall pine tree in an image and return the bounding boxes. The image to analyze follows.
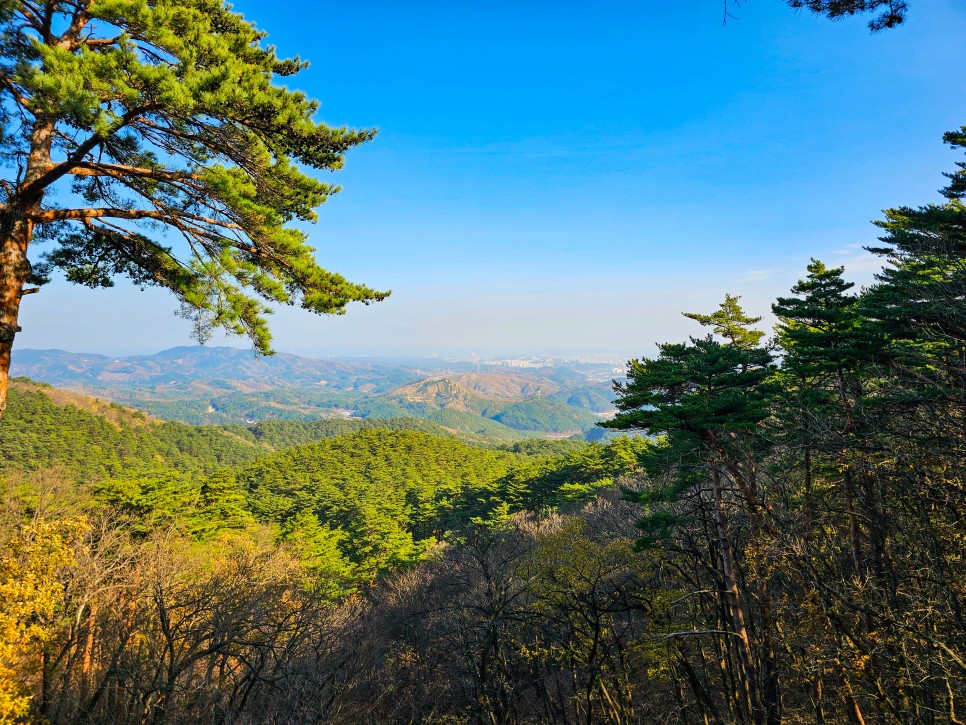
[606,295,779,725]
[0,0,389,417]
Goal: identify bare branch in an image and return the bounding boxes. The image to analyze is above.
[17,104,164,200]
[0,72,34,112]
[30,206,244,232]
[15,4,45,33]
[81,35,122,49]
[67,163,197,183]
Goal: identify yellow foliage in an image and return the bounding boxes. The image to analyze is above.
[0,516,88,723]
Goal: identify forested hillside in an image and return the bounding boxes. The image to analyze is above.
[246,415,453,449]
[11,348,616,436]
[0,379,646,580]
[0,376,651,722]
[0,379,265,477]
[0,379,455,476]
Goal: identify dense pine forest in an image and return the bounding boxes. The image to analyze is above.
[0,377,650,722]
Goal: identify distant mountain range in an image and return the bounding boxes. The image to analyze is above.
[10,346,420,392]
[11,347,621,439]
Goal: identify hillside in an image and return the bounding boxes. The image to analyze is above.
[548,383,616,413]
[10,347,619,436]
[0,380,476,479]
[246,416,454,449]
[438,372,560,399]
[390,377,488,411]
[383,376,602,434]
[236,430,523,574]
[0,379,265,478]
[0,378,646,586]
[0,385,649,722]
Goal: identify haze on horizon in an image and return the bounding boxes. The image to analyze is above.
[13,0,966,360]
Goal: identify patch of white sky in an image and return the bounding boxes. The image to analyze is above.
[14,0,966,361]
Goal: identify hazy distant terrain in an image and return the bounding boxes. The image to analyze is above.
[11,347,621,438]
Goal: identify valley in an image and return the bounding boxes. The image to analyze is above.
[10,346,622,439]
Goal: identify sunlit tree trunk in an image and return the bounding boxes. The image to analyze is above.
[712,467,761,725]
[0,119,53,419]
[0,210,32,419]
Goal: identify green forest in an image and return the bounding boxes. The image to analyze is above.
[0,376,648,722]
[1,0,964,723]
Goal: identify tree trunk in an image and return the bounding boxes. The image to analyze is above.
[843,467,863,576]
[0,119,53,419]
[0,207,32,419]
[841,668,868,725]
[712,467,762,725]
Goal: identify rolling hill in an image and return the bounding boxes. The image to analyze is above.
[10,346,619,437]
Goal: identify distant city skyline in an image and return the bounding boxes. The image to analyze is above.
[14,0,966,359]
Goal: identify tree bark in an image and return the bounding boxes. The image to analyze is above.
[0,207,32,419]
[0,119,54,419]
[712,467,762,725]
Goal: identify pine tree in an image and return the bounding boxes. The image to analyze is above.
[773,259,871,380]
[197,469,253,535]
[0,0,389,418]
[785,0,907,31]
[683,293,766,350]
[772,260,878,582]
[606,296,779,724]
[864,129,966,387]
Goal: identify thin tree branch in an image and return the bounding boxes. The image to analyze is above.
[30,207,244,231]
[67,163,197,183]
[17,104,164,200]
[81,35,122,49]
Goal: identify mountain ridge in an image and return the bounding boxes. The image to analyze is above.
[10,346,618,437]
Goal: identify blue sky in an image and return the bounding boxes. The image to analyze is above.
[16,0,966,358]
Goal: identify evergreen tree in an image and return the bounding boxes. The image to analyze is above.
[864,129,966,391]
[785,0,907,30]
[605,296,779,725]
[773,259,873,380]
[0,0,388,418]
[279,509,351,592]
[683,293,766,350]
[773,260,881,584]
[196,469,253,535]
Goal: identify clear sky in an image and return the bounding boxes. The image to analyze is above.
[15,0,966,359]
